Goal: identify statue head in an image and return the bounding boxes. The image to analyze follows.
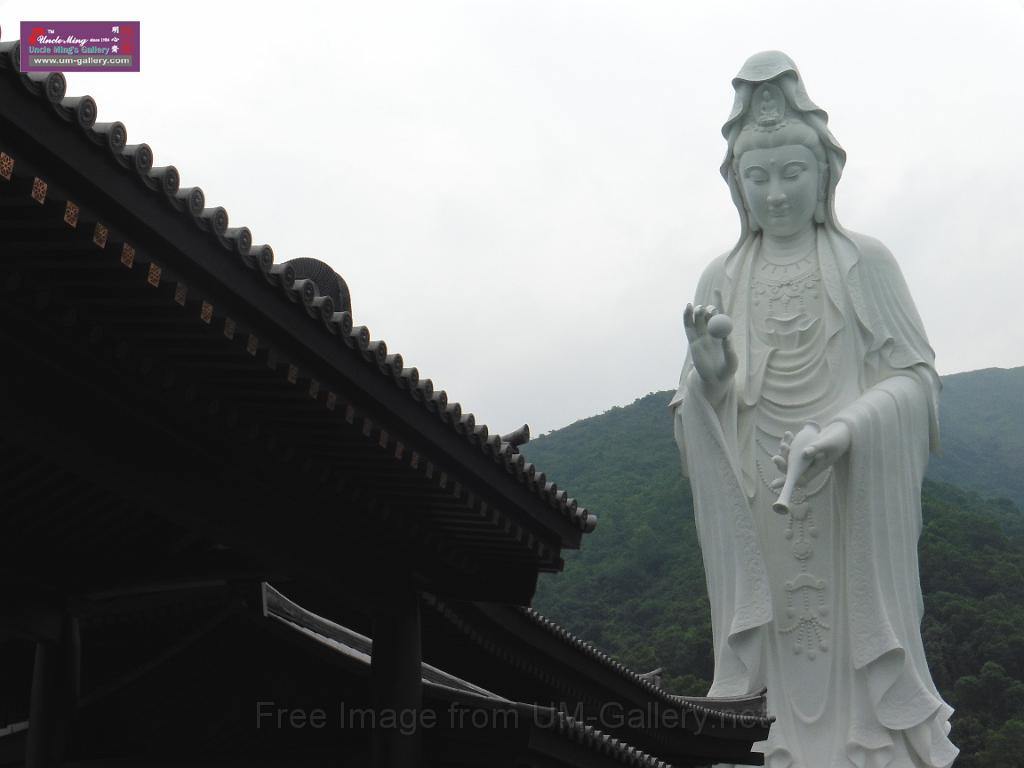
[721,51,847,242]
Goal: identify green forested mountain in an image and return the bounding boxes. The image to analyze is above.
[523,366,1024,767]
[928,367,1024,509]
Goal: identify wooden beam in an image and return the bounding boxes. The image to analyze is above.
[77,605,235,709]
[0,596,62,644]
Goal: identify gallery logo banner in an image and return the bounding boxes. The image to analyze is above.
[21,22,140,72]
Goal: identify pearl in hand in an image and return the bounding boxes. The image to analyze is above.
[708,313,733,339]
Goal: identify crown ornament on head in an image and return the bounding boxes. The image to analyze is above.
[748,82,788,131]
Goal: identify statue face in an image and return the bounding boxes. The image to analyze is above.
[737,144,819,237]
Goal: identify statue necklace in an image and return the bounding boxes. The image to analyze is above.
[752,243,821,315]
[757,242,817,278]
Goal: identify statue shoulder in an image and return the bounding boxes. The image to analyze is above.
[844,230,902,273]
[695,251,731,299]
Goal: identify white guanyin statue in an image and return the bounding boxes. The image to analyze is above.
[669,51,958,768]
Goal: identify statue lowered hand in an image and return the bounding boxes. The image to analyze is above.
[771,420,852,513]
[771,423,820,514]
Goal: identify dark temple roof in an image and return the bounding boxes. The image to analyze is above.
[0,41,595,538]
[263,584,680,768]
[517,606,772,728]
[420,594,772,763]
[0,41,609,608]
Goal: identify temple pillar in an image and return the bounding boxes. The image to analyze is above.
[26,614,79,768]
[370,575,422,768]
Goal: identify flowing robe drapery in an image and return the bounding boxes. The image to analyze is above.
[670,226,957,767]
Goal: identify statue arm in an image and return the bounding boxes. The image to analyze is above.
[779,229,940,486]
[847,232,941,452]
[671,254,735,477]
[782,365,936,488]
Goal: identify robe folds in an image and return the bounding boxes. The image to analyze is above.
[670,225,957,768]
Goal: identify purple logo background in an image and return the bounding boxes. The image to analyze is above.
[21,21,140,73]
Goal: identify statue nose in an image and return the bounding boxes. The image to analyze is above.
[767,190,787,206]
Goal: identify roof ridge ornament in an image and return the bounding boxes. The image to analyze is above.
[501,424,530,450]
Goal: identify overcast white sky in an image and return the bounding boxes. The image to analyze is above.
[4,1,1023,435]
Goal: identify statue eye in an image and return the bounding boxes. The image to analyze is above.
[782,162,807,180]
[745,168,769,184]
